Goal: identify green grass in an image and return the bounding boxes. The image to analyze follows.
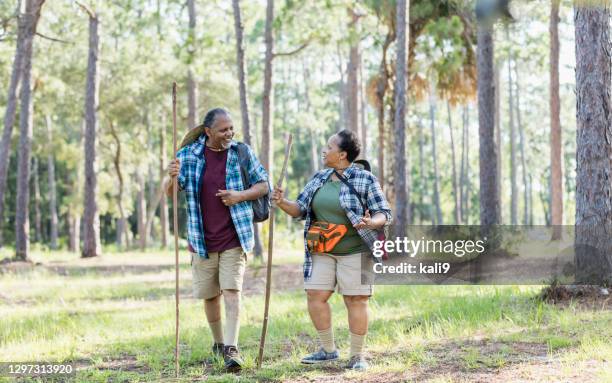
[0,248,610,382]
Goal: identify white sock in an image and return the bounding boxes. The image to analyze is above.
[223,292,241,346]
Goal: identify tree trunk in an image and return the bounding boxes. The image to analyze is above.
[462,105,471,225]
[14,0,45,261]
[393,0,408,237]
[514,65,529,225]
[31,156,42,242]
[116,218,125,248]
[250,110,259,153]
[386,82,396,196]
[506,28,517,226]
[539,187,551,226]
[156,0,162,38]
[187,70,198,129]
[418,118,426,224]
[81,7,101,258]
[109,122,130,249]
[550,0,563,239]
[376,83,385,184]
[261,0,274,180]
[429,87,443,225]
[376,31,394,186]
[281,66,289,135]
[68,211,80,253]
[574,5,612,284]
[145,112,157,242]
[159,112,168,248]
[46,115,58,249]
[0,1,27,246]
[459,106,466,221]
[477,23,500,227]
[137,173,146,251]
[232,0,252,146]
[336,42,347,131]
[302,59,319,174]
[187,0,198,130]
[404,26,412,226]
[143,183,164,249]
[447,101,460,224]
[69,120,85,253]
[494,61,502,223]
[460,105,467,223]
[528,174,533,225]
[359,55,368,157]
[254,0,275,260]
[346,7,360,136]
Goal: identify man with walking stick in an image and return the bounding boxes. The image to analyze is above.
[165,107,269,372]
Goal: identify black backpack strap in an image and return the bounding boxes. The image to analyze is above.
[333,169,367,213]
[235,142,251,187]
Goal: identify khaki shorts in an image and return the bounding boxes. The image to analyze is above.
[304,252,373,296]
[191,247,247,300]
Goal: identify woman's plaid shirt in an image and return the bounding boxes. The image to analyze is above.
[176,135,269,258]
[295,165,392,280]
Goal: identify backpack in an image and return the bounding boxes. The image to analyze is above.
[236,143,270,222]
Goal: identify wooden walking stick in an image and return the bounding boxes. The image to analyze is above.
[257,133,293,369]
[171,82,180,378]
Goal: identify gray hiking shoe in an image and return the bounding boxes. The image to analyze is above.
[301,348,339,364]
[223,345,243,372]
[346,354,369,371]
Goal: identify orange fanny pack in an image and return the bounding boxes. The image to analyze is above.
[306,221,348,253]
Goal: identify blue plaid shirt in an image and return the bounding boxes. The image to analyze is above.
[176,135,269,258]
[295,165,392,280]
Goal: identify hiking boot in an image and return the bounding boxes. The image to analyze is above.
[223,345,243,372]
[346,354,369,371]
[212,342,224,356]
[300,348,339,364]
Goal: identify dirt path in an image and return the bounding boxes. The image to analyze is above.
[95,337,607,383]
[242,263,304,295]
[285,340,608,383]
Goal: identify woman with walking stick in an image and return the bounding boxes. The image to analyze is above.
[271,129,391,371]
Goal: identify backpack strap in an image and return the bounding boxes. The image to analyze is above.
[333,168,388,260]
[333,169,367,213]
[235,142,251,187]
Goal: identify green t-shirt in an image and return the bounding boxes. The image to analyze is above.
[311,180,369,255]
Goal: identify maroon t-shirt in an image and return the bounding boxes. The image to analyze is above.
[188,146,241,253]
